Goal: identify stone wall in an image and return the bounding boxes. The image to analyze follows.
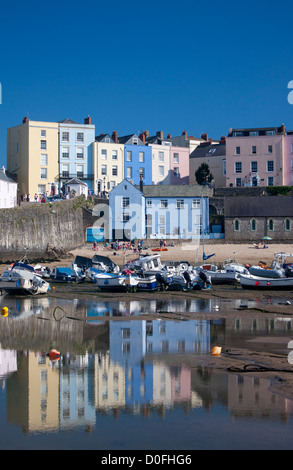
[0,198,97,262]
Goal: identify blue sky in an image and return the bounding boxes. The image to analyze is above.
[1,0,293,167]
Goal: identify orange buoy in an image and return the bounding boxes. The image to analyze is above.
[211,346,222,356]
[48,349,61,361]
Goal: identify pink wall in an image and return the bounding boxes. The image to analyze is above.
[283,134,293,185]
[170,146,189,184]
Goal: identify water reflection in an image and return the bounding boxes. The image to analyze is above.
[0,296,293,441]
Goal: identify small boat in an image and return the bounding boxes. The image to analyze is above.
[201,259,249,284]
[248,252,293,279]
[0,262,50,295]
[50,267,81,283]
[92,254,119,273]
[136,274,158,292]
[94,272,140,292]
[238,272,293,290]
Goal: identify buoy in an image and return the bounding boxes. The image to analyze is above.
[211,346,222,356]
[48,349,61,361]
[1,307,9,317]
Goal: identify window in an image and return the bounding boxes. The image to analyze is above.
[126,151,132,161]
[268,145,272,153]
[62,132,69,142]
[267,161,274,172]
[76,165,84,178]
[236,146,240,155]
[251,161,258,173]
[139,167,144,178]
[159,215,165,225]
[112,150,117,160]
[41,130,46,137]
[112,165,118,176]
[62,147,69,158]
[41,154,47,165]
[40,140,47,150]
[123,213,130,223]
[173,167,179,177]
[268,219,274,231]
[173,153,179,163]
[160,199,168,209]
[267,176,274,186]
[146,199,152,208]
[139,151,144,162]
[132,137,138,145]
[76,147,84,159]
[251,219,256,231]
[122,197,130,208]
[76,132,84,142]
[62,164,69,178]
[252,146,257,154]
[126,167,132,178]
[234,219,240,231]
[249,131,258,136]
[236,177,242,187]
[192,199,200,208]
[159,151,164,162]
[40,168,47,179]
[159,166,164,176]
[101,149,107,160]
[38,184,46,193]
[177,199,184,209]
[235,162,242,173]
[101,165,107,175]
[121,328,130,339]
[285,219,291,231]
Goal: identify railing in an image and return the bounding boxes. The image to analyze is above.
[59,173,94,180]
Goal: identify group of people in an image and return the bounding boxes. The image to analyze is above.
[94,238,144,253]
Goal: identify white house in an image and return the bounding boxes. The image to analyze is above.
[108,178,211,242]
[65,177,88,198]
[0,166,17,208]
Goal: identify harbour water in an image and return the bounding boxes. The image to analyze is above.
[1,295,293,451]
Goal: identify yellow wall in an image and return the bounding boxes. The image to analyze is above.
[7,120,59,196]
[92,141,124,193]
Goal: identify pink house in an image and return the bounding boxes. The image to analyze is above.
[225,125,287,187]
[283,132,293,186]
[169,144,190,184]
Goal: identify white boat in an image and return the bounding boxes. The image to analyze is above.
[248,252,293,279]
[94,272,140,292]
[238,272,293,290]
[201,259,249,284]
[122,253,164,276]
[0,262,50,295]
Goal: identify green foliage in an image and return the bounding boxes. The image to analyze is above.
[195,163,213,185]
[266,186,293,196]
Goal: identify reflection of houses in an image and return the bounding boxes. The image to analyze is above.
[108,178,211,241]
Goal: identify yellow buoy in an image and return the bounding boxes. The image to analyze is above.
[211,346,222,356]
[1,307,9,317]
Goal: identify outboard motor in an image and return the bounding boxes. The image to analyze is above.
[183,271,192,288]
[285,265,293,278]
[155,272,169,290]
[198,270,211,288]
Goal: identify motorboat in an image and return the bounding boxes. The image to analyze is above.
[50,267,81,283]
[94,272,140,292]
[200,259,249,284]
[92,254,119,273]
[248,252,293,278]
[0,262,50,295]
[122,253,164,276]
[238,272,293,290]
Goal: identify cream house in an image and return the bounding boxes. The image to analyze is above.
[7,117,59,197]
[93,132,124,194]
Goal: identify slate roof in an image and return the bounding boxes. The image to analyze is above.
[118,134,144,145]
[227,126,285,137]
[0,170,17,184]
[190,142,226,158]
[95,134,114,142]
[225,196,293,217]
[59,118,79,124]
[134,184,212,198]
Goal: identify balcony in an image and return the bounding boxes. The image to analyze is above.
[60,173,94,180]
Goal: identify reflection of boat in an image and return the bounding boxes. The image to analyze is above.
[95,272,140,292]
[0,262,50,295]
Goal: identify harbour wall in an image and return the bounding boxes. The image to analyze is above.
[0,198,98,262]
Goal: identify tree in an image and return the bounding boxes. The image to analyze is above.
[195,163,213,185]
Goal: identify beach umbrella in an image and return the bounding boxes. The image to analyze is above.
[262,236,272,240]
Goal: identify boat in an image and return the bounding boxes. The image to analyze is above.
[248,252,293,278]
[92,254,120,273]
[122,253,164,275]
[136,274,158,292]
[164,260,211,290]
[50,267,81,283]
[201,259,249,284]
[0,262,50,295]
[238,272,293,290]
[94,272,140,292]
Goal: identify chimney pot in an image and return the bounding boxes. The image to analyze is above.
[112,131,118,143]
[201,133,208,141]
[84,116,91,125]
[139,132,145,143]
[23,117,28,124]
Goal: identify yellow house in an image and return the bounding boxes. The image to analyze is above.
[92,132,124,194]
[7,118,59,197]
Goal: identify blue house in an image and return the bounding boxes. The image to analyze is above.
[59,117,95,192]
[118,134,152,186]
[108,178,211,242]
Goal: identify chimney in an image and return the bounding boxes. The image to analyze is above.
[23,117,28,124]
[201,133,208,141]
[220,136,226,144]
[281,124,286,134]
[139,174,143,192]
[167,133,172,139]
[139,132,145,143]
[144,130,149,137]
[156,130,164,139]
[84,116,91,125]
[182,130,187,138]
[112,131,118,143]
[0,166,5,174]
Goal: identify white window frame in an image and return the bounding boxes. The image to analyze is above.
[62,147,69,158]
[139,151,144,162]
[40,168,47,179]
[41,154,48,166]
[160,199,168,209]
[62,132,69,142]
[76,132,84,142]
[40,140,47,150]
[76,147,84,159]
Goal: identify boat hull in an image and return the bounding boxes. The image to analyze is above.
[239,274,293,290]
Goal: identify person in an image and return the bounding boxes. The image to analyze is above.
[93,241,97,250]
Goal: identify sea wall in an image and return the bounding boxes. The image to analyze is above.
[0,198,97,262]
